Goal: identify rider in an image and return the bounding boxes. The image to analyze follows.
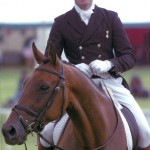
[40,0,150,149]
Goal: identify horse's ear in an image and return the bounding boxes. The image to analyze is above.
[46,41,57,65]
[32,42,45,64]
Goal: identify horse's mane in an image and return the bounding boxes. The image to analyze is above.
[40,58,107,98]
[62,61,106,96]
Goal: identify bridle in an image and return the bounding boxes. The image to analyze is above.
[11,64,120,150]
[12,64,65,150]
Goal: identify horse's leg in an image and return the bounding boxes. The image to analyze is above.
[38,143,54,150]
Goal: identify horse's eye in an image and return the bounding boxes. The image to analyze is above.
[40,85,49,91]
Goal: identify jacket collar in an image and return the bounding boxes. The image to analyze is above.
[68,6,105,44]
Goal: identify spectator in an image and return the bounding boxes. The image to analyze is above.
[130,75,150,98]
[22,38,34,68]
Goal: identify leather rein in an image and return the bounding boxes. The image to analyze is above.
[12,64,120,150]
[12,64,65,150]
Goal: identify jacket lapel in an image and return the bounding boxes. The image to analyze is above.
[68,6,105,44]
[68,8,86,34]
[80,6,104,44]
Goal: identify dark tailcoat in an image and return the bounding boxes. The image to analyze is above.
[46,5,136,76]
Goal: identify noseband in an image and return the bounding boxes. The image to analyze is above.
[12,64,65,150]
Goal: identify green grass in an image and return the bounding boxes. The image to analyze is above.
[0,68,32,106]
[0,68,20,105]
[136,98,150,109]
[0,66,150,150]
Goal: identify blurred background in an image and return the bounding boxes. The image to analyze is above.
[0,0,150,149]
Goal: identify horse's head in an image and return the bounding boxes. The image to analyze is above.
[1,42,67,145]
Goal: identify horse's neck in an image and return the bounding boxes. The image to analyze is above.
[66,67,117,148]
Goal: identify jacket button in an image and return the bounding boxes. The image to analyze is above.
[81,56,85,60]
[79,46,83,50]
[98,55,102,58]
[97,44,101,47]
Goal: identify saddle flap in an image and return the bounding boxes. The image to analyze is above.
[122,106,139,149]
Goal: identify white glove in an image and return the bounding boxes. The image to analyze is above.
[75,63,92,77]
[89,60,112,75]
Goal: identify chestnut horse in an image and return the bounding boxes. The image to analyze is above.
[2,42,137,150]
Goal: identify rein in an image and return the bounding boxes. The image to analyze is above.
[82,78,120,150]
[12,64,120,150]
[91,79,120,150]
[12,64,65,150]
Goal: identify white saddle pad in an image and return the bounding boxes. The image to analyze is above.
[41,102,133,149]
[52,106,133,150]
[53,113,69,144]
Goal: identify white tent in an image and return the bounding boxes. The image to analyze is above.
[0,0,150,24]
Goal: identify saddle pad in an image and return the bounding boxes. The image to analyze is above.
[53,113,69,144]
[52,102,135,150]
[52,108,133,149]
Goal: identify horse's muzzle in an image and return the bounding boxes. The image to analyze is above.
[1,122,27,145]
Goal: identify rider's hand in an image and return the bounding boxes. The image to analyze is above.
[75,63,92,78]
[89,60,112,76]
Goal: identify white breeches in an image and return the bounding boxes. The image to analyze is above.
[93,76,150,148]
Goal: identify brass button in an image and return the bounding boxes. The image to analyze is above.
[98,55,102,58]
[79,46,83,50]
[81,56,85,60]
[97,44,101,47]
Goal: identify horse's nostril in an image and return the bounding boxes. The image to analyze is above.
[7,126,16,138]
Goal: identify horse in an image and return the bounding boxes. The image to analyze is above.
[1,42,138,150]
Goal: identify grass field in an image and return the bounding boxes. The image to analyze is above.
[0,66,150,150]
